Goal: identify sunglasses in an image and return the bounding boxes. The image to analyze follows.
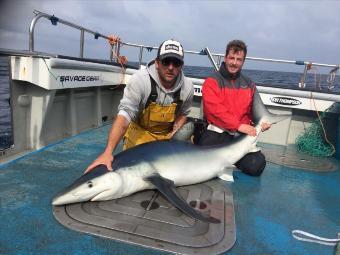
[161,57,183,68]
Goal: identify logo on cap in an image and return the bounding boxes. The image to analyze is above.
[165,44,180,52]
[158,39,184,60]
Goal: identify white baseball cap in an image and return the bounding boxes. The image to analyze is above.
[157,39,184,61]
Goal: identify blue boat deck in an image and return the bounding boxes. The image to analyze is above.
[0,124,339,255]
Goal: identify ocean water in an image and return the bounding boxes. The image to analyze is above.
[0,56,13,150]
[1,57,339,150]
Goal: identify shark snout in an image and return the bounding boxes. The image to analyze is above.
[52,195,71,206]
[52,188,107,206]
[52,190,88,206]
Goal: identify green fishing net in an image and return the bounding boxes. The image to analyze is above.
[296,106,335,157]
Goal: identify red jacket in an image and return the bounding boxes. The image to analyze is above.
[202,64,256,132]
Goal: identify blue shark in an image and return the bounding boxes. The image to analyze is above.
[52,94,290,223]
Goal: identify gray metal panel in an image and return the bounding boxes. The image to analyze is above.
[53,180,236,254]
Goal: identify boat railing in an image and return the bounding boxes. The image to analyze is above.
[29,10,339,90]
[29,10,117,59]
[118,44,339,91]
[99,40,339,90]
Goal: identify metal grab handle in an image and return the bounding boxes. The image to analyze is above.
[29,10,113,58]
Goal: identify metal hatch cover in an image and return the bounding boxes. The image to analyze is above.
[53,180,236,255]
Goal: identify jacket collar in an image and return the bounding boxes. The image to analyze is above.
[219,62,241,80]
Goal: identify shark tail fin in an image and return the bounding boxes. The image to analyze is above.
[252,90,292,125]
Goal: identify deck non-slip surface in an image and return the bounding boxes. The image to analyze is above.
[0,124,339,255]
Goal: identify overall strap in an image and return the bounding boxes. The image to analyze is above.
[174,87,183,115]
[145,75,158,109]
[146,75,183,109]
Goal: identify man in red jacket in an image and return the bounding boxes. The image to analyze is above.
[197,40,270,176]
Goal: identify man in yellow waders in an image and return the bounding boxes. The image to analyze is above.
[85,39,194,173]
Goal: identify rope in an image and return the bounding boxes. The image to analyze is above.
[110,47,127,86]
[327,65,339,91]
[42,58,61,85]
[42,58,58,80]
[292,230,340,246]
[296,99,336,157]
[310,95,336,155]
[310,65,321,90]
[107,35,128,86]
[295,64,336,157]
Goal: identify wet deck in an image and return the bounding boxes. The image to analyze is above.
[0,124,339,255]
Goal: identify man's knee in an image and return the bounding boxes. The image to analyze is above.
[196,130,221,146]
[236,151,266,176]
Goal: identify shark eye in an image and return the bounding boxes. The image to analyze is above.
[87,181,93,188]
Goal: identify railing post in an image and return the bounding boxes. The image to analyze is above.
[29,12,45,52]
[299,64,309,88]
[205,47,218,71]
[217,56,222,68]
[80,29,84,58]
[113,44,119,63]
[109,44,113,61]
[138,46,144,68]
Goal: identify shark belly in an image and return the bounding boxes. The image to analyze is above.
[154,150,227,186]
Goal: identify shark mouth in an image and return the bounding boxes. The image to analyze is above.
[90,189,112,202]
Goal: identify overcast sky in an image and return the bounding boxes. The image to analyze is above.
[0,0,339,71]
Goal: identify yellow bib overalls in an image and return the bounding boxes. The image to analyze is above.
[123,76,182,150]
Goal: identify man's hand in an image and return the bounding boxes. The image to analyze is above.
[261,122,271,132]
[168,115,187,139]
[84,115,129,174]
[84,152,114,174]
[238,124,257,136]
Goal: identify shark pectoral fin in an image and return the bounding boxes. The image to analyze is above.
[218,166,235,182]
[145,174,220,224]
